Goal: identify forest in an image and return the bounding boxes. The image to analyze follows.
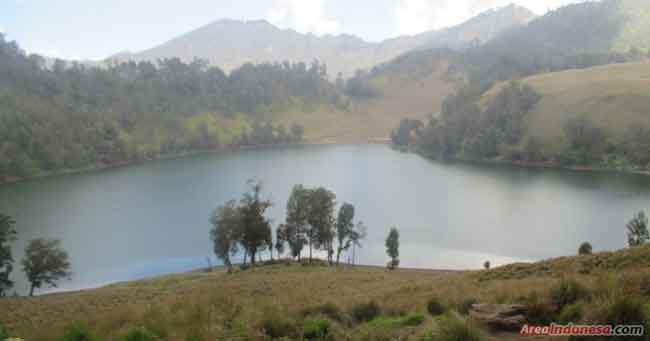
[0,34,345,182]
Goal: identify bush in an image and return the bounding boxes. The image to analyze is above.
[261,315,297,339]
[558,303,584,324]
[423,313,486,341]
[351,301,381,323]
[60,322,96,341]
[605,296,646,326]
[578,242,593,255]
[303,318,330,339]
[122,327,157,341]
[399,313,426,326]
[427,297,447,316]
[0,325,9,340]
[368,313,426,329]
[301,303,345,322]
[456,298,479,315]
[550,278,589,310]
[524,290,557,324]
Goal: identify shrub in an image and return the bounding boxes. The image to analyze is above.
[578,242,592,255]
[558,303,584,324]
[60,322,96,341]
[0,325,9,340]
[261,315,297,339]
[399,313,426,326]
[351,301,381,323]
[550,278,589,310]
[368,313,426,329]
[456,298,479,315]
[524,290,557,324]
[427,297,447,316]
[604,296,646,326]
[122,327,157,341]
[303,318,330,339]
[301,303,345,322]
[423,313,486,341]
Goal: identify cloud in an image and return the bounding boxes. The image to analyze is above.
[393,0,591,36]
[266,0,340,36]
[0,27,5,34]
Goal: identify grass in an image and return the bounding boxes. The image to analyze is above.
[484,60,650,154]
[4,245,650,340]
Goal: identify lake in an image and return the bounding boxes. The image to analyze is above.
[2,144,650,295]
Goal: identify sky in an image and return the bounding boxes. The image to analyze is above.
[0,0,589,61]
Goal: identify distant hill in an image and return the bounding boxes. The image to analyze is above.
[498,60,650,152]
[110,4,535,77]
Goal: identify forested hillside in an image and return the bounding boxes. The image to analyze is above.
[391,0,650,173]
[0,35,344,182]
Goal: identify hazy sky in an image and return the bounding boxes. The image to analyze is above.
[1,0,588,61]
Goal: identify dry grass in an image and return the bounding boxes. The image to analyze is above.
[484,60,650,152]
[3,246,650,340]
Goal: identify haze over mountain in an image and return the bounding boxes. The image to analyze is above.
[111,4,535,77]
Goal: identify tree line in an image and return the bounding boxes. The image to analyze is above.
[0,34,328,182]
[0,213,71,296]
[209,180,368,272]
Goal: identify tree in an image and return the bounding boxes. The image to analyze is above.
[0,213,17,296]
[349,222,366,265]
[283,185,310,260]
[578,242,593,255]
[275,224,286,258]
[335,203,366,265]
[239,180,273,265]
[626,211,649,247]
[209,200,242,273]
[385,227,400,270]
[290,123,304,143]
[307,187,336,264]
[483,260,491,270]
[21,238,71,296]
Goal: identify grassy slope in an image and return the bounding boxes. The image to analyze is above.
[268,60,456,144]
[485,60,650,152]
[4,245,650,340]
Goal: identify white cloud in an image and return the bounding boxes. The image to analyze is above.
[266,0,340,36]
[0,26,5,34]
[393,0,591,36]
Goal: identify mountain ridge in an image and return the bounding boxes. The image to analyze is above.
[110,4,536,77]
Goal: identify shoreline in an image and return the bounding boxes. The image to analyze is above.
[0,139,389,187]
[4,139,649,186]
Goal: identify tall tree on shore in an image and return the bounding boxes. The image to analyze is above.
[0,213,17,296]
[349,222,366,265]
[21,238,71,296]
[209,200,242,273]
[335,203,366,265]
[284,185,310,260]
[627,210,649,247]
[239,180,273,265]
[275,224,286,258]
[385,227,400,270]
[308,187,336,264]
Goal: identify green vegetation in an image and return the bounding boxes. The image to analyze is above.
[426,297,447,317]
[0,35,324,182]
[210,181,368,275]
[21,238,72,296]
[627,210,649,247]
[60,322,97,341]
[0,213,16,296]
[350,301,381,323]
[385,227,400,270]
[423,313,486,341]
[578,242,593,255]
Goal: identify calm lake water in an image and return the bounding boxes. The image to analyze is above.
[2,144,650,295]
